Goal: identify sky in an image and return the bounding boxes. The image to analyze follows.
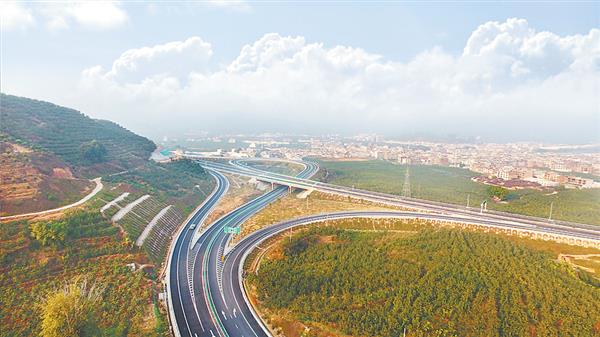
[1,1,599,143]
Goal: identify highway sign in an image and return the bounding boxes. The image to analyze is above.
[223,226,240,234]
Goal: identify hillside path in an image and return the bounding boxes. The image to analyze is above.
[0,178,103,221]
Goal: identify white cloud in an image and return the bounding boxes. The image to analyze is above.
[85,37,213,84]
[78,18,600,142]
[40,1,128,30]
[206,0,251,12]
[0,1,128,31]
[0,1,35,31]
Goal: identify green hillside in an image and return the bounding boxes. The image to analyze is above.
[0,93,156,177]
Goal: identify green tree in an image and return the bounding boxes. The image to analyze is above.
[30,221,66,247]
[80,140,107,163]
[39,278,104,337]
[487,185,509,200]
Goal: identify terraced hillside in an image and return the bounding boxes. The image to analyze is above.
[0,93,156,177]
[0,141,95,216]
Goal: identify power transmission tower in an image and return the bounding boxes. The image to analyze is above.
[402,166,411,198]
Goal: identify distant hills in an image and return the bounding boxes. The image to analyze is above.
[0,93,156,177]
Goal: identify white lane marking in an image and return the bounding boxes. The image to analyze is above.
[235,324,239,329]
[233,308,237,318]
[210,330,216,337]
[222,310,227,320]
[216,231,230,310]
[175,229,194,337]
[183,173,227,334]
[195,221,227,336]
[189,173,230,333]
[226,223,268,337]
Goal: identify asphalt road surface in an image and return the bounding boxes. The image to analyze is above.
[168,161,318,337]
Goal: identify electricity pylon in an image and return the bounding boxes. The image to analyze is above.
[402,166,411,198]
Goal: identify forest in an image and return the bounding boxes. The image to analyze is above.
[253,226,600,337]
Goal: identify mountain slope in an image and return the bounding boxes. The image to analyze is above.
[0,93,156,177]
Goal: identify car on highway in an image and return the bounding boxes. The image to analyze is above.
[189,223,196,230]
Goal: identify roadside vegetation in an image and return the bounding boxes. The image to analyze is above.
[236,191,404,243]
[103,159,214,212]
[1,94,218,336]
[96,159,215,264]
[249,219,600,337]
[0,209,167,337]
[315,159,600,225]
[243,160,304,176]
[1,158,215,337]
[202,174,264,227]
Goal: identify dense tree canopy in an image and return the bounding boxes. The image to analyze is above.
[29,221,66,247]
[487,185,509,200]
[80,140,107,163]
[254,227,600,337]
[39,278,103,337]
[29,211,116,248]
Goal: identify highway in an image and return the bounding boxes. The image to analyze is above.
[193,158,600,241]
[169,158,600,337]
[167,161,318,337]
[167,171,229,337]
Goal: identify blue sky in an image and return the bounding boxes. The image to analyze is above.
[1,1,599,142]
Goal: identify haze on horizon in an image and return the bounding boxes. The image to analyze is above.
[1,1,599,143]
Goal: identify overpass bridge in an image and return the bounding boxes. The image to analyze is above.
[188,157,600,247]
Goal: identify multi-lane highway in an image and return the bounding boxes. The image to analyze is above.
[167,171,229,337]
[167,160,318,337]
[168,158,600,337]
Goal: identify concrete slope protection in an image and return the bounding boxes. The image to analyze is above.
[168,161,318,337]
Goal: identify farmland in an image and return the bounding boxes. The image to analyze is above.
[315,160,600,225]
